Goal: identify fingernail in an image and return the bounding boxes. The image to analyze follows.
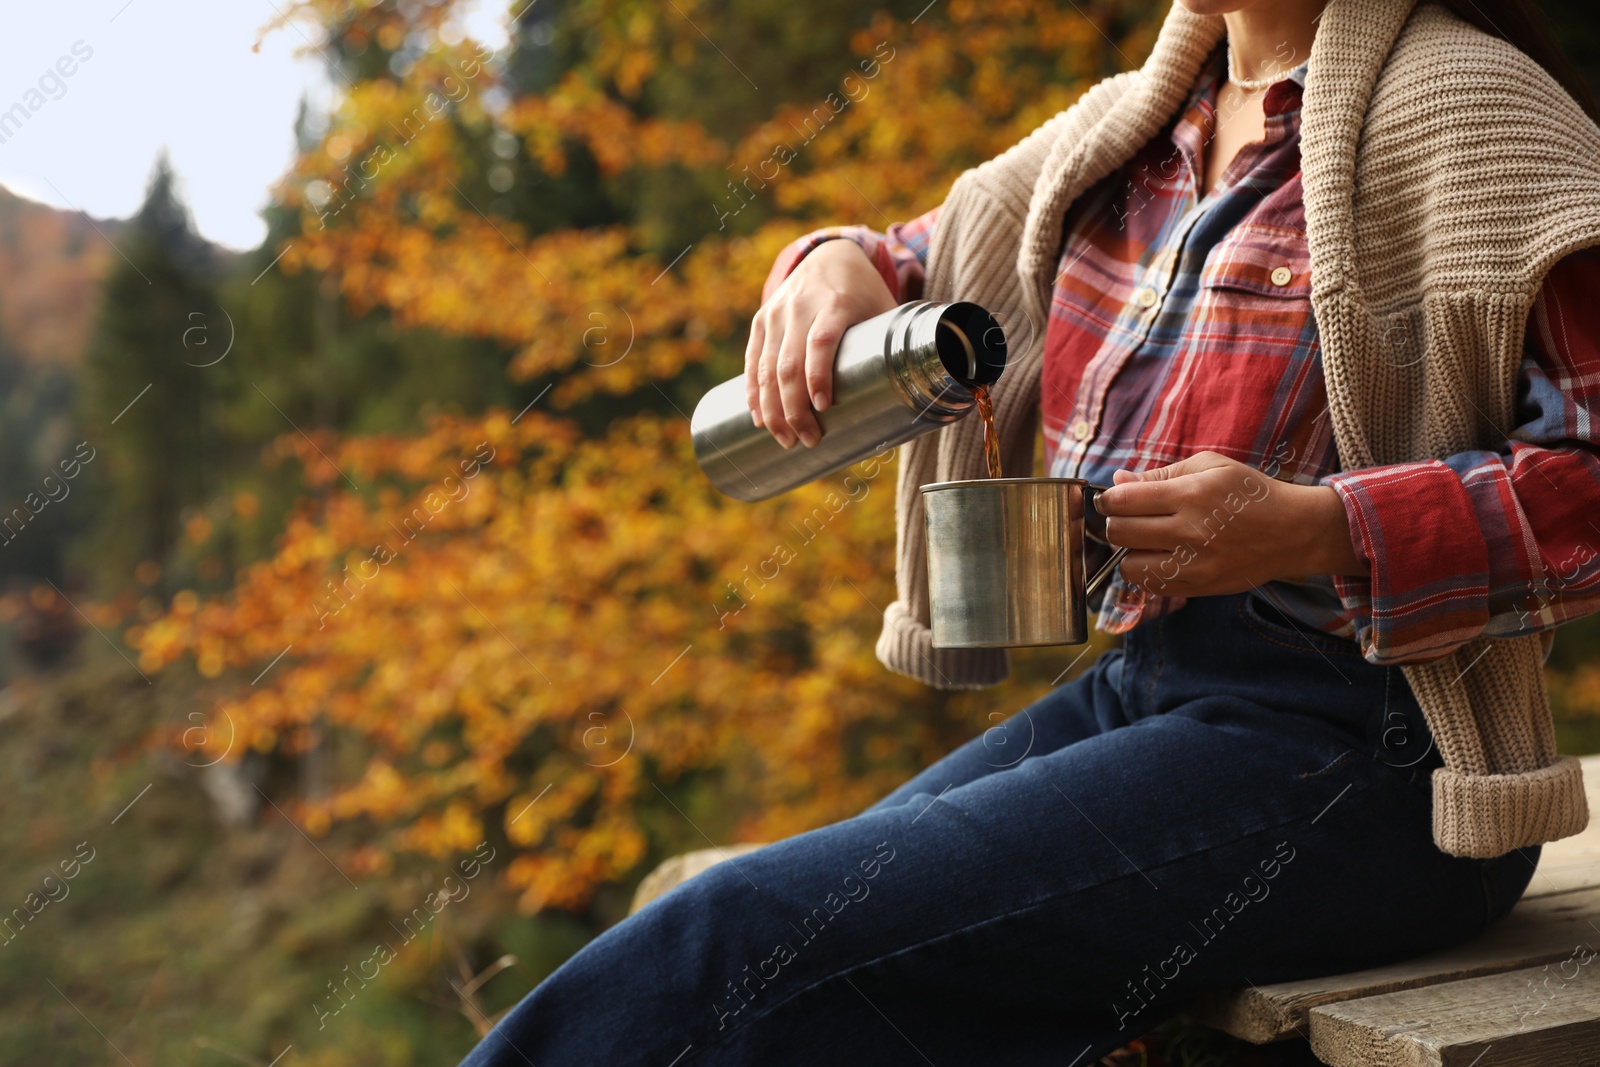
[800,433,818,448]
[812,392,829,412]
[778,435,796,450]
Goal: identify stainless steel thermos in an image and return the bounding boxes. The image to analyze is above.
[691,300,1006,502]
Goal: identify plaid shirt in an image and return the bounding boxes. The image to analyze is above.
[764,44,1600,665]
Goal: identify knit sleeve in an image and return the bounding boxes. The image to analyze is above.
[1320,246,1600,664]
[759,208,942,306]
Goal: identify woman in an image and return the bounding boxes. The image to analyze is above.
[461,0,1600,1062]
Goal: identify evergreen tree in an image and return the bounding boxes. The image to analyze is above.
[80,154,225,590]
[0,329,79,588]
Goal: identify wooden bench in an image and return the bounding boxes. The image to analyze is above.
[631,753,1600,1064]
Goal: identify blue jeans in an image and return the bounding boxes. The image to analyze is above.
[459,592,1538,1066]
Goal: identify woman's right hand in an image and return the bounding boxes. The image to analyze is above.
[745,238,897,449]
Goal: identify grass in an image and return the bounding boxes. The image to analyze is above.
[0,654,592,1066]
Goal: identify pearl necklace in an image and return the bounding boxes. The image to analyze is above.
[1227,43,1293,94]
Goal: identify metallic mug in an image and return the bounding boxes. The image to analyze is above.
[922,477,1129,648]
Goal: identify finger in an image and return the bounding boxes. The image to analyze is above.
[1104,515,1187,552]
[1137,450,1231,482]
[745,311,767,427]
[1093,478,1187,517]
[759,308,794,447]
[777,304,820,446]
[805,302,851,414]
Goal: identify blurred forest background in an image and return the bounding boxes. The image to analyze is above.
[2,0,1598,1063]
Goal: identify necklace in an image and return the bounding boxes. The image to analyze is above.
[1227,43,1292,94]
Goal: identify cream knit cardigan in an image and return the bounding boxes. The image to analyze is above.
[875,0,1600,857]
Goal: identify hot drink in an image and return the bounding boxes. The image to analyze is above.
[970,383,1003,479]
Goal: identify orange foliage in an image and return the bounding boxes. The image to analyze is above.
[136,411,959,910]
[140,0,1143,911]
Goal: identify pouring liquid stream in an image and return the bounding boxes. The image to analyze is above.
[940,317,1003,480]
[969,383,1003,480]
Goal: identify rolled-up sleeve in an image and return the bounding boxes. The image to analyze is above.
[760,207,941,306]
[1320,247,1600,663]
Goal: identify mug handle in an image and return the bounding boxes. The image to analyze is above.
[1083,484,1129,599]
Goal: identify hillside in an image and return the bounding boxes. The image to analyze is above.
[0,185,120,368]
[0,183,240,371]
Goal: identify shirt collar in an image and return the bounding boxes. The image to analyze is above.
[1168,48,1222,189]
[1168,45,1305,194]
[1264,59,1308,116]
[1185,44,1308,110]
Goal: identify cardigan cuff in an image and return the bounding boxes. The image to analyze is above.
[1431,755,1590,858]
[876,599,1010,690]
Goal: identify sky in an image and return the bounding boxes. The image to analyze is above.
[0,0,509,252]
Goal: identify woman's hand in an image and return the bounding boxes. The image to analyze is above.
[1093,451,1368,596]
[745,239,897,449]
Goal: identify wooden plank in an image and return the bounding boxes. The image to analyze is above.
[1308,961,1600,1067]
[1526,840,1600,898]
[1187,885,1600,1043]
[629,843,766,915]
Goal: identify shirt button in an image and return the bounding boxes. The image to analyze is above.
[1270,266,1293,287]
[1134,287,1158,309]
[1071,419,1092,441]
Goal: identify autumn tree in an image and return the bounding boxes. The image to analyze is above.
[134,0,1160,915]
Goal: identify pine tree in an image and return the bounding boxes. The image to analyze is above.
[80,154,224,590]
[0,329,78,588]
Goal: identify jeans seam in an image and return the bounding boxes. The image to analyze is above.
[1379,668,1390,763]
[1478,858,1499,935]
[1299,749,1356,780]
[1141,615,1166,713]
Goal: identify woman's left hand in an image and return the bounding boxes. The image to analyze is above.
[1093,451,1368,597]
